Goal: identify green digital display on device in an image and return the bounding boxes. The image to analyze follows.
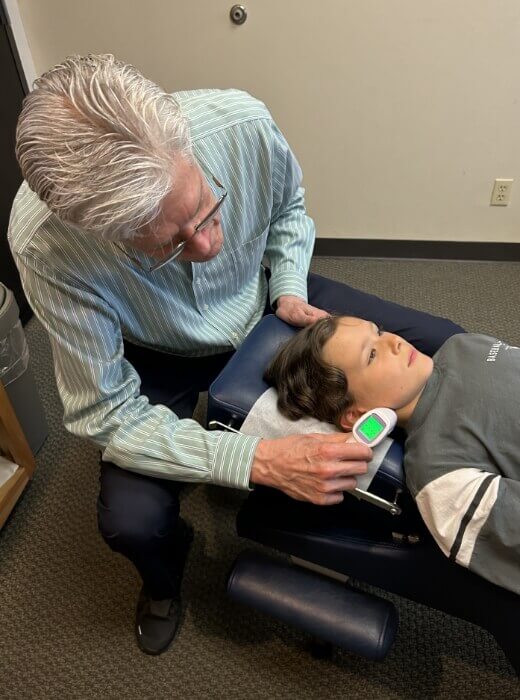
[358,414,386,441]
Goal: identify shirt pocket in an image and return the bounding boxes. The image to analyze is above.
[230,226,269,293]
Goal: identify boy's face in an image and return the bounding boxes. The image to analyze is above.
[322,317,434,427]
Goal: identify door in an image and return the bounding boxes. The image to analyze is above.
[0,2,30,322]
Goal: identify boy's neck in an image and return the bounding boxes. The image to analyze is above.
[395,383,429,429]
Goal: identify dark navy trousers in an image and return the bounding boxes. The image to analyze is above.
[97,273,464,598]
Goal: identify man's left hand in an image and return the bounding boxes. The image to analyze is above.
[275,295,329,327]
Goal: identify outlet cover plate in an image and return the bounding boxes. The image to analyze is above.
[491,178,513,206]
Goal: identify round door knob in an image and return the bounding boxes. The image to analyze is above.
[230,5,247,25]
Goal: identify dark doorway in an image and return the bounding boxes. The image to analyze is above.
[0,4,30,322]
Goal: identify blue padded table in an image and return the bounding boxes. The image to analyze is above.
[208,315,520,673]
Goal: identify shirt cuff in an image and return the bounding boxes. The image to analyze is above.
[211,432,262,490]
[268,270,308,308]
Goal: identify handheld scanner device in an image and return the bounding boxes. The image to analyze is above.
[349,407,397,448]
[346,407,402,515]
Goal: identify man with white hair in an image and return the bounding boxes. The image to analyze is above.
[9,54,463,655]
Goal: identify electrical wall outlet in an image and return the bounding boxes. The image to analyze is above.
[490,178,513,206]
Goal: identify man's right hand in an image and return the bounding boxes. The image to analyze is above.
[250,433,372,505]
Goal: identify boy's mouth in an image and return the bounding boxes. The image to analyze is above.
[408,349,417,366]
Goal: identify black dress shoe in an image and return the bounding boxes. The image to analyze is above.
[135,519,194,655]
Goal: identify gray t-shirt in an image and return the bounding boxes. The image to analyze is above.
[405,333,520,594]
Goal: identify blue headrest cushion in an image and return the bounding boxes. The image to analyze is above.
[209,314,297,422]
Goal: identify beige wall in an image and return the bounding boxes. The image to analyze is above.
[13,0,520,243]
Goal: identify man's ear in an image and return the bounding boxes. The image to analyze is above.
[339,405,365,431]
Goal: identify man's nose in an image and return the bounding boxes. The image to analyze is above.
[178,222,202,247]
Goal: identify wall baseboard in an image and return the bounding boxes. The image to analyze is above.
[314,238,520,261]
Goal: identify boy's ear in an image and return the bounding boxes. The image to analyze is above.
[339,406,365,431]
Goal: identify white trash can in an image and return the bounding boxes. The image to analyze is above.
[0,283,48,454]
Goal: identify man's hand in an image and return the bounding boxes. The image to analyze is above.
[275,295,329,327]
[250,433,372,505]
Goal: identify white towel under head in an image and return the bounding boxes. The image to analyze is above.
[240,387,393,491]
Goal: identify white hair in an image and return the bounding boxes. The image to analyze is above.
[15,54,193,241]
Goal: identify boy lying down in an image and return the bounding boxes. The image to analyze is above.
[264,316,520,595]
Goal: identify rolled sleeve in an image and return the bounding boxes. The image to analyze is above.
[268,267,309,306]
[264,124,314,306]
[211,431,262,490]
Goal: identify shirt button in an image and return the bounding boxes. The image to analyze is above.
[232,332,239,339]
[203,304,209,311]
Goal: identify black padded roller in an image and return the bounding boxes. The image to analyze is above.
[227,550,398,661]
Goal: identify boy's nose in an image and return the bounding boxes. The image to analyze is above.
[386,333,402,355]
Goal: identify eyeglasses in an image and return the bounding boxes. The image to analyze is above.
[116,172,227,273]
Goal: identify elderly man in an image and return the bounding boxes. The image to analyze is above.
[9,54,463,655]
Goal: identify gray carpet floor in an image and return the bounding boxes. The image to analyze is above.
[1,256,519,699]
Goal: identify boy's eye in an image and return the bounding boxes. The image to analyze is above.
[368,323,383,363]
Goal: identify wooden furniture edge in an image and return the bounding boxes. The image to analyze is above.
[0,380,36,529]
[0,467,29,529]
[0,380,35,476]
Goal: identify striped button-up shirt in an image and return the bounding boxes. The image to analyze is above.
[8,89,315,490]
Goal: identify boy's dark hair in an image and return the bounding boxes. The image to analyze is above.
[264,315,353,429]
